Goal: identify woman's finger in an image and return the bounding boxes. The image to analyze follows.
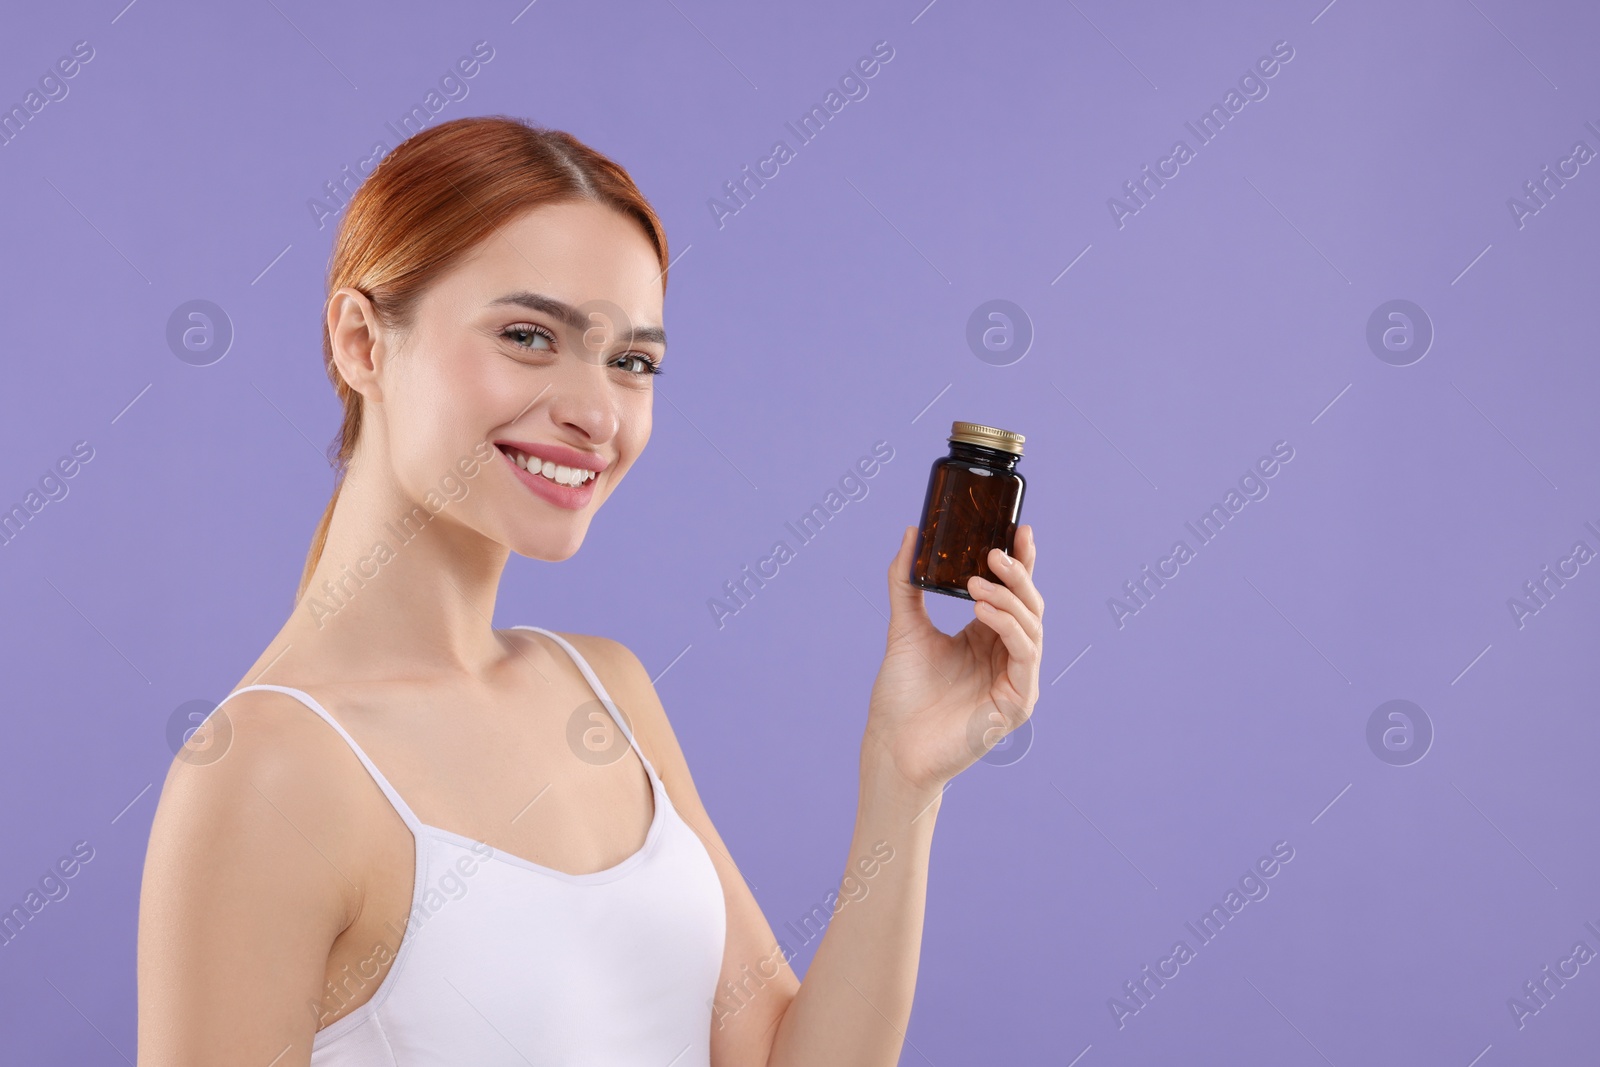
[886,525,933,638]
[1018,524,1038,577]
[988,545,1044,622]
[967,574,1042,646]
[971,590,1040,686]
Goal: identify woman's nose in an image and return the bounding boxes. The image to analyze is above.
[544,361,621,444]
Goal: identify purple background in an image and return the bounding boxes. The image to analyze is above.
[2,0,1597,1063]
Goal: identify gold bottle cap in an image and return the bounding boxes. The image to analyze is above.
[949,421,1024,456]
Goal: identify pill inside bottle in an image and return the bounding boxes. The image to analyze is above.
[909,421,1026,600]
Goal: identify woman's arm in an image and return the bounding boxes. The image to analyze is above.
[760,748,943,1067]
[137,691,362,1066]
[769,524,1041,1067]
[586,523,1043,1067]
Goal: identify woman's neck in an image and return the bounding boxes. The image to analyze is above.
[267,467,515,688]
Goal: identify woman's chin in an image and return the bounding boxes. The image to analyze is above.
[506,525,588,563]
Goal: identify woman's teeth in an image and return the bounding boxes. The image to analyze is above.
[506,448,597,488]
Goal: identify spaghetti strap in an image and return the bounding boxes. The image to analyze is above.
[511,626,656,776]
[214,683,427,836]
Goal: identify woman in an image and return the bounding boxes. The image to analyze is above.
[137,115,1044,1066]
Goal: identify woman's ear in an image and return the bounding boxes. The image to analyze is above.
[327,287,390,401]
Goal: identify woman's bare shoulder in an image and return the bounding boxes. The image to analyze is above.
[540,632,648,697]
[146,686,374,921]
[156,687,358,809]
[138,689,372,1053]
[550,633,685,758]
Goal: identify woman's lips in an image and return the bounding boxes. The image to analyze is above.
[499,446,597,510]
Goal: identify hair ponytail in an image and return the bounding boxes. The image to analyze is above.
[294,390,361,602]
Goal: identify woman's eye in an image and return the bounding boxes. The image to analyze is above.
[501,324,658,376]
[502,324,555,350]
[615,353,662,376]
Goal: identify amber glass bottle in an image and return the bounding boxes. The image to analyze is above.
[910,421,1026,600]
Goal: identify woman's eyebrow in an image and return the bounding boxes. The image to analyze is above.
[487,290,666,345]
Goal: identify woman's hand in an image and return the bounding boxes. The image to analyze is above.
[860,524,1044,797]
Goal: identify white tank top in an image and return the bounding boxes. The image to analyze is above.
[210,625,727,1065]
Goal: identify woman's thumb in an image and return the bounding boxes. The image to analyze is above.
[885,525,932,636]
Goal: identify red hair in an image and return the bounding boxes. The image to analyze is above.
[297,115,669,603]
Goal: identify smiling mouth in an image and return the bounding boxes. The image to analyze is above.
[498,445,599,488]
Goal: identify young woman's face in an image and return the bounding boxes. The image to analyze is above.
[377,199,666,561]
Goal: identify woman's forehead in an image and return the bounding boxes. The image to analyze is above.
[450,202,665,317]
